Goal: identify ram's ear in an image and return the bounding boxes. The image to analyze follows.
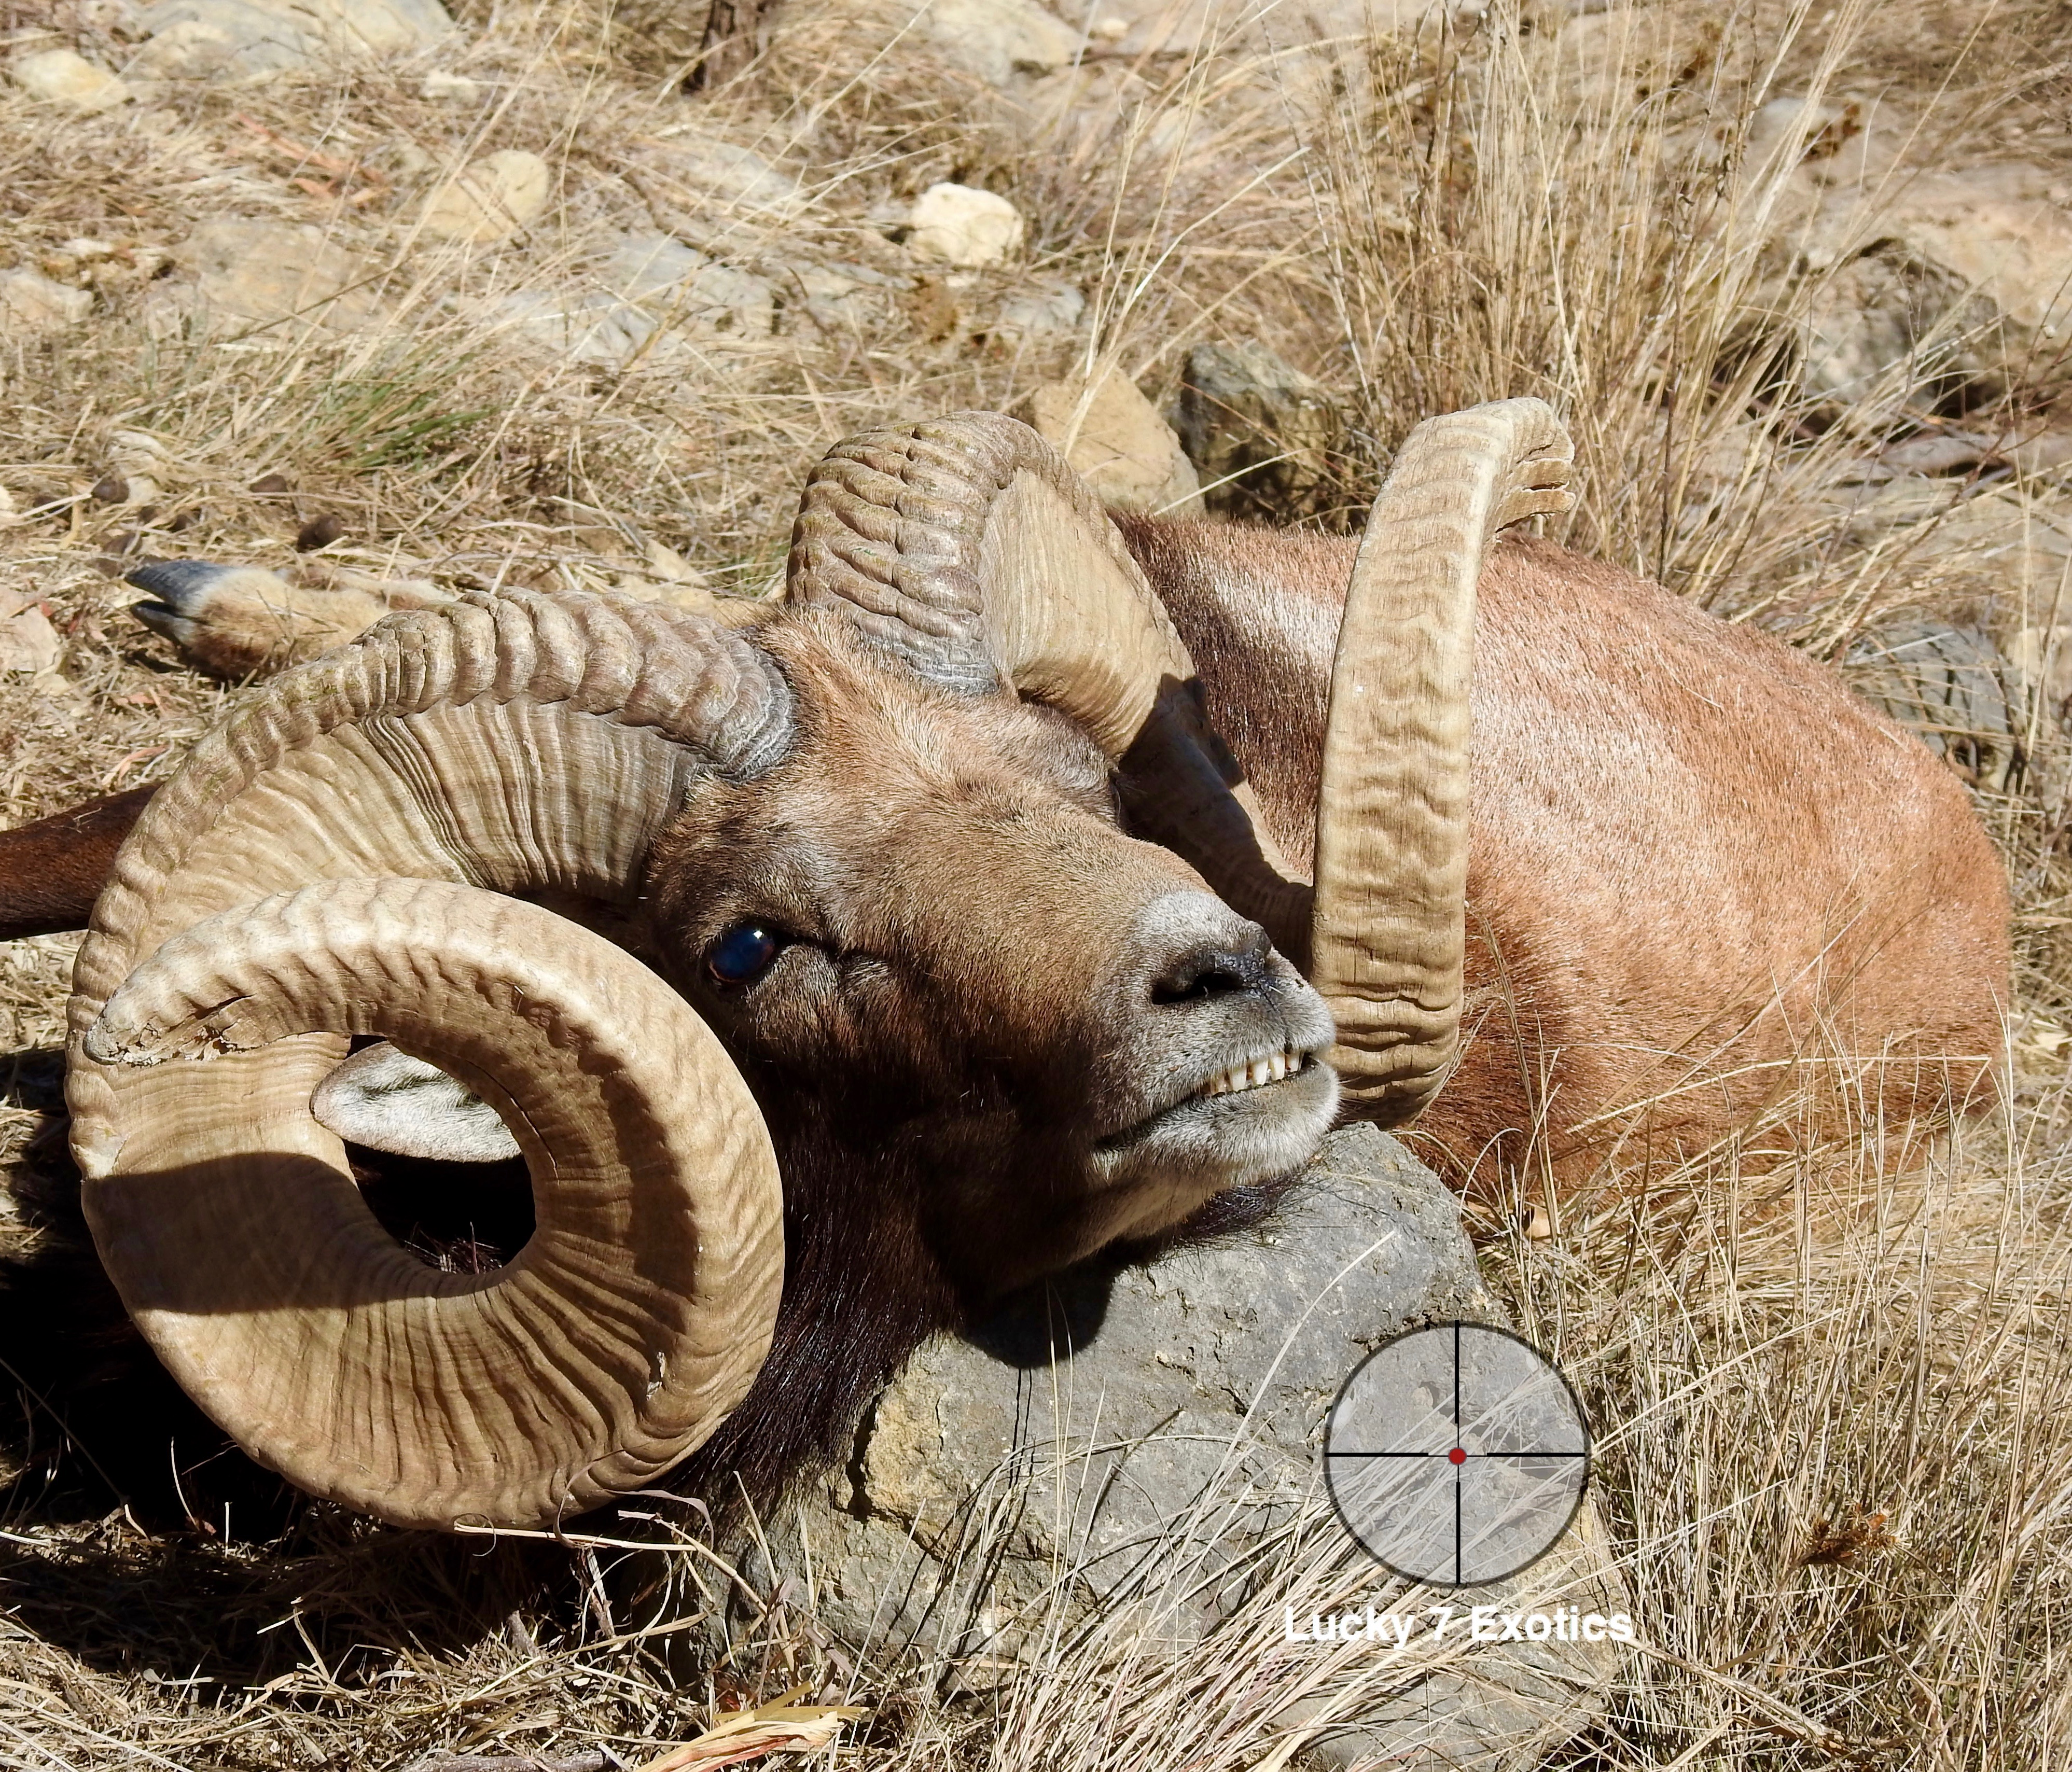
[787,411,1311,953]
[310,1042,522,1163]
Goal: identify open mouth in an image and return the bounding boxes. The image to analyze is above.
[1097,1043,1328,1152]
[1195,1045,1314,1099]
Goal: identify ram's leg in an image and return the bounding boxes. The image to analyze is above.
[0,786,158,941]
[124,560,454,680]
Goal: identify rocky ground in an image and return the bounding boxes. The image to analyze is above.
[2,0,2071,1767]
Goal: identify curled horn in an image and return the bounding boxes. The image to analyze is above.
[786,412,1310,947]
[67,590,791,1530]
[1309,397,1574,1123]
[787,400,1572,1132]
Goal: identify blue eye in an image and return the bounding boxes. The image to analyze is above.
[708,922,784,986]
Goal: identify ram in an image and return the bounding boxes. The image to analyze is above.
[0,401,2006,1534]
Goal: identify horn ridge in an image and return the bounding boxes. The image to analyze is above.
[790,409,1312,946]
[1310,396,1576,1125]
[66,586,793,1528]
[82,876,781,1530]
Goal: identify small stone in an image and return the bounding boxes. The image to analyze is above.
[1174,340,1343,521]
[906,183,1024,269]
[1012,366,1202,515]
[993,281,1084,342]
[8,48,131,112]
[0,595,63,675]
[912,0,1082,86]
[419,68,480,101]
[249,472,292,495]
[295,512,346,551]
[648,125,801,213]
[420,148,551,244]
[159,220,379,335]
[0,267,92,333]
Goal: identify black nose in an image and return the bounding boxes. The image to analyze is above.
[1149,927,1274,1004]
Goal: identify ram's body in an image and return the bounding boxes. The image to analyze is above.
[0,403,2009,1530]
[1127,520,2006,1180]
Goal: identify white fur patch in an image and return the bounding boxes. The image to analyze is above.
[310,1043,522,1163]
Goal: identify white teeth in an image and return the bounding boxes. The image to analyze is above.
[1200,1049,1305,1099]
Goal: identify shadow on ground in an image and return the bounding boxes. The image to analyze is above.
[0,1042,569,1687]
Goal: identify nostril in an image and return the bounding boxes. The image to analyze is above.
[1150,941,1269,1006]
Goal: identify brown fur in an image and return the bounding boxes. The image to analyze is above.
[1119,517,2010,1188]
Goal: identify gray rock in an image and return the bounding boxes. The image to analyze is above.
[151,219,381,334]
[645,125,801,214]
[1843,618,2023,791]
[485,235,776,366]
[690,1126,1626,1770]
[993,281,1085,343]
[485,290,660,367]
[1173,341,1344,521]
[604,233,775,337]
[1798,242,2008,416]
[911,0,1083,86]
[133,0,452,78]
[780,259,911,337]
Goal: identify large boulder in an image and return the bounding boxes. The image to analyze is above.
[1779,160,2072,414]
[685,1126,1628,1770]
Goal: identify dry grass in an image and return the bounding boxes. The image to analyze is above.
[3,0,2072,1765]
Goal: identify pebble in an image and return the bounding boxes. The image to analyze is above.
[8,48,131,112]
[1012,365,1203,515]
[0,592,63,676]
[0,268,92,334]
[906,182,1024,269]
[419,68,481,101]
[420,149,550,244]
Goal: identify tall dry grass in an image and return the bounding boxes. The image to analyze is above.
[1,0,2071,1767]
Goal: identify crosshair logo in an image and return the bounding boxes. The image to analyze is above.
[1324,1321,1590,1588]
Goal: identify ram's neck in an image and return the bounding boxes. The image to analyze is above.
[1110,515,1353,878]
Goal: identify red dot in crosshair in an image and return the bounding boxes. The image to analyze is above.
[1448,1447,1468,1464]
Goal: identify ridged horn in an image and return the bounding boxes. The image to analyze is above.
[786,411,1309,946]
[67,588,793,1530]
[1309,398,1575,1124]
